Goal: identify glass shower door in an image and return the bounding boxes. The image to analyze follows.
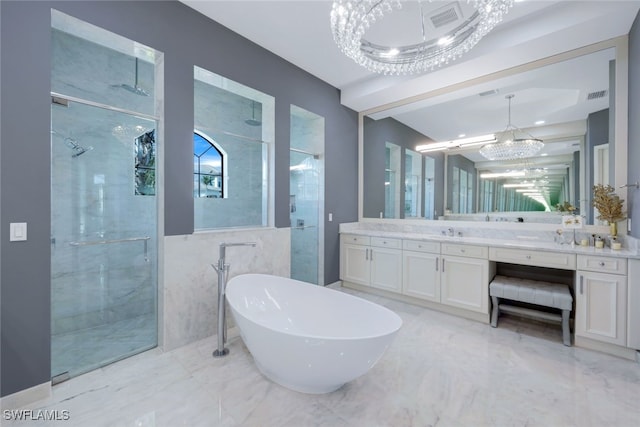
[290,151,320,284]
[50,99,157,380]
[290,104,324,285]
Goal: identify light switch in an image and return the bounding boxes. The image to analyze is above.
[10,222,27,242]
[328,213,333,222]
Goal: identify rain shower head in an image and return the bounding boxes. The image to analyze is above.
[117,83,149,97]
[245,101,261,126]
[112,57,149,97]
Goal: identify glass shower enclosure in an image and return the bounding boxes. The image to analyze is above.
[50,10,159,381]
[50,99,158,381]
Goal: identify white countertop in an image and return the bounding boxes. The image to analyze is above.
[340,229,637,258]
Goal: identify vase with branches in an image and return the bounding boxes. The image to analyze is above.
[592,184,626,236]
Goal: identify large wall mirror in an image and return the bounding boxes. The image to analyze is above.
[361,38,629,225]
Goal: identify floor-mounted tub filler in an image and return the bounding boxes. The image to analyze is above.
[226,274,403,394]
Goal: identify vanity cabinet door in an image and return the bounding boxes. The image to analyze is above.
[440,255,489,314]
[370,246,402,292]
[402,250,440,302]
[575,271,627,346]
[341,243,370,286]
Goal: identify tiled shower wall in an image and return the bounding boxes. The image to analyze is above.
[193,78,269,230]
[51,27,158,336]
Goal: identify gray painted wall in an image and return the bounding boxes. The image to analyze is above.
[629,13,640,238]
[0,0,357,397]
[363,117,445,218]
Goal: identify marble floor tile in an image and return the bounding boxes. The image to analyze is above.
[5,287,640,426]
[51,313,156,378]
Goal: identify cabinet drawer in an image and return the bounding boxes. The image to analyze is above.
[402,239,440,253]
[490,247,576,270]
[370,237,401,249]
[341,234,370,246]
[441,243,488,259]
[577,255,627,275]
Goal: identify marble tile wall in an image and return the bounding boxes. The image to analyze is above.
[161,228,290,351]
[193,75,271,230]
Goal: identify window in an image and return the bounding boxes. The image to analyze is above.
[193,131,225,198]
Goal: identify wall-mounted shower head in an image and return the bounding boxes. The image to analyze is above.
[64,137,93,158]
[245,101,262,126]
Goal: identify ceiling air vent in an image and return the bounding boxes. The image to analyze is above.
[429,2,463,29]
[479,89,499,97]
[587,90,608,100]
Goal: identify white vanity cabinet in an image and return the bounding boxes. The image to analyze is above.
[341,235,491,316]
[340,235,371,286]
[440,243,491,314]
[628,259,640,350]
[340,234,402,292]
[402,240,440,302]
[576,255,628,346]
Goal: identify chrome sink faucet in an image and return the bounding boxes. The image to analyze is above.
[448,228,454,237]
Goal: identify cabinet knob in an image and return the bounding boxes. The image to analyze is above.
[599,261,605,267]
[526,255,532,259]
[460,249,466,253]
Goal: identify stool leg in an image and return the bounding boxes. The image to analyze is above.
[562,310,571,346]
[491,296,499,327]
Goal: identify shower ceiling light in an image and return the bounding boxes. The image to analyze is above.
[112,124,149,141]
[479,94,544,161]
[330,0,514,75]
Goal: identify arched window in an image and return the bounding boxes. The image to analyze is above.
[194,130,226,198]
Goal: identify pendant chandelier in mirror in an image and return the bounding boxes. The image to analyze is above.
[479,94,544,161]
[330,0,514,75]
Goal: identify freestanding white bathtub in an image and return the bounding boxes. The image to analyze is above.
[226,274,402,394]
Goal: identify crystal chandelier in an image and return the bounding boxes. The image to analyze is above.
[479,94,544,161]
[330,0,514,75]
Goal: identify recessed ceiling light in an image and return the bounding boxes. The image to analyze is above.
[540,153,548,157]
[535,120,545,125]
[458,133,466,138]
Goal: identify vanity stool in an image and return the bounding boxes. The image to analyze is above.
[489,275,573,346]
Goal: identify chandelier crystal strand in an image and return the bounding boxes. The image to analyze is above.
[479,94,544,161]
[330,0,514,75]
[478,139,544,161]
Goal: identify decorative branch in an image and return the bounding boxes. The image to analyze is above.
[592,184,626,223]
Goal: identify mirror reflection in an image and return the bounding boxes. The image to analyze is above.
[363,47,615,224]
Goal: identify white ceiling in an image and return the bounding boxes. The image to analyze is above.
[180,1,638,144]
